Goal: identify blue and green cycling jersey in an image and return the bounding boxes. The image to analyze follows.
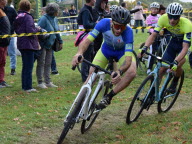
[154,14,192,43]
[87,18,134,57]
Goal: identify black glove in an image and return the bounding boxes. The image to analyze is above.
[141,46,148,55]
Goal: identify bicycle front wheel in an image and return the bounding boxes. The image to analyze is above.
[157,71,184,113]
[57,89,87,144]
[126,75,154,124]
[81,80,110,134]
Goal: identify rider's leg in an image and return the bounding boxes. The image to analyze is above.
[97,61,137,109]
[168,58,185,93]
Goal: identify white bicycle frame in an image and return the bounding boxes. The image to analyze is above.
[64,71,106,123]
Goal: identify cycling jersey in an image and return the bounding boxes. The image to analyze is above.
[146,14,159,33]
[87,18,134,68]
[154,14,192,43]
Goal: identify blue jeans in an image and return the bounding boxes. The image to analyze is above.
[8,37,17,69]
[19,49,35,90]
[51,51,57,72]
[134,20,144,33]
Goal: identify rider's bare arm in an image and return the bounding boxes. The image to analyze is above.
[72,38,92,66]
[119,56,132,74]
[77,38,92,55]
[144,32,158,47]
[175,42,190,63]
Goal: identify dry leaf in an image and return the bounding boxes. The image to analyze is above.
[115,135,125,139]
[13,117,19,121]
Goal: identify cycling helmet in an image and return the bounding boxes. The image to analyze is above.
[110,5,118,12]
[166,2,183,15]
[111,6,131,25]
[150,2,160,9]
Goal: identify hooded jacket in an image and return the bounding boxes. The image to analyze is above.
[92,0,108,53]
[92,0,108,21]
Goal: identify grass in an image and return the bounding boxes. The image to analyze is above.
[0,31,192,144]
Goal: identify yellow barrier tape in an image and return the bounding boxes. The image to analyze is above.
[0,26,154,38]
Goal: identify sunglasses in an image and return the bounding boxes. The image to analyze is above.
[168,14,180,20]
[113,22,126,31]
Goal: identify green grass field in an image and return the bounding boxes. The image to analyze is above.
[0,32,192,144]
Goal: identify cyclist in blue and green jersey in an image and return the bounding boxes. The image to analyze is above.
[72,6,136,109]
[139,2,192,93]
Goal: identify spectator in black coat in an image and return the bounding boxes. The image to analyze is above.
[92,0,108,56]
[63,8,71,30]
[69,4,77,33]
[77,0,97,82]
[0,0,11,88]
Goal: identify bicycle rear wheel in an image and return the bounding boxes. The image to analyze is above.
[157,71,184,113]
[81,80,110,134]
[126,75,154,124]
[57,89,87,144]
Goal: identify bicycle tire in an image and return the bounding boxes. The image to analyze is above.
[57,89,87,144]
[132,50,139,69]
[81,80,110,133]
[126,74,154,124]
[157,71,184,113]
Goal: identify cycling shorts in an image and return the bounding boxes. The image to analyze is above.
[92,48,136,69]
[162,37,183,63]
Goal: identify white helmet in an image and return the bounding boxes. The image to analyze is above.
[110,5,118,12]
[150,2,160,9]
[166,2,183,15]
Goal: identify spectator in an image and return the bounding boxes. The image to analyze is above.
[77,0,97,82]
[4,3,17,75]
[69,4,77,34]
[63,7,70,30]
[92,0,108,56]
[14,0,40,92]
[37,2,63,88]
[121,2,127,9]
[105,3,110,14]
[40,6,46,15]
[0,0,11,88]
[158,4,166,16]
[133,1,144,33]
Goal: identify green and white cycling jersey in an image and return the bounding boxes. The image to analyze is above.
[154,14,192,43]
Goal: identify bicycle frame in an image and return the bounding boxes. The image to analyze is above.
[146,62,170,102]
[144,52,174,103]
[64,70,106,124]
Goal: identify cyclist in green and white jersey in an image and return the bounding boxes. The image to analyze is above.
[139,2,192,93]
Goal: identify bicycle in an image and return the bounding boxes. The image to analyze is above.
[57,56,117,144]
[126,51,184,124]
[137,34,171,72]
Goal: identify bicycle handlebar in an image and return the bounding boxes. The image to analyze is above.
[145,51,172,66]
[72,55,118,77]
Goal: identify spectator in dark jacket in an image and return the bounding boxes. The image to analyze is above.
[14,0,40,92]
[77,0,97,82]
[92,0,108,56]
[4,5,17,75]
[63,7,71,30]
[69,4,77,32]
[0,0,11,88]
